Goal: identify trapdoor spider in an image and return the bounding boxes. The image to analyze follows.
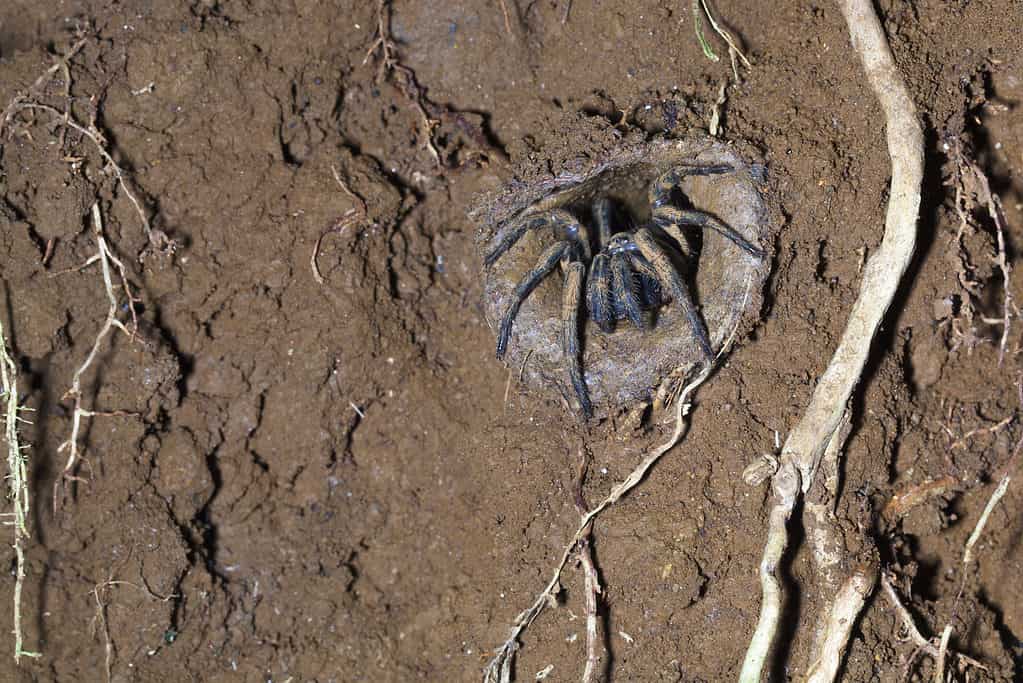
[485,164,764,418]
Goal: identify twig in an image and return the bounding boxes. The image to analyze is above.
[53,203,139,513]
[1,318,41,663]
[741,0,923,679]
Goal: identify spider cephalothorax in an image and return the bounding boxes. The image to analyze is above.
[484,164,764,419]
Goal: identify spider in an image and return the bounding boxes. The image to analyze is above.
[484,164,764,418]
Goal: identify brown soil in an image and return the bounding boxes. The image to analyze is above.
[0,1,1020,682]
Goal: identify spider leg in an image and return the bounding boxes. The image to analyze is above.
[586,253,615,333]
[495,240,570,359]
[486,209,592,268]
[610,251,647,330]
[561,261,592,418]
[484,213,552,267]
[649,164,733,207]
[626,252,666,307]
[592,197,614,249]
[652,206,763,258]
[648,221,695,261]
[552,209,593,262]
[633,228,714,360]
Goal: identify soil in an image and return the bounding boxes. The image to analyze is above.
[0,1,1021,682]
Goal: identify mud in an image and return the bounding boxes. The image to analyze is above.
[0,1,1021,682]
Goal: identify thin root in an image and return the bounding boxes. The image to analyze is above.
[53,204,141,513]
[573,449,603,683]
[880,572,988,677]
[483,365,712,682]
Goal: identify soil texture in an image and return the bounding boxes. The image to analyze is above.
[1,1,1022,682]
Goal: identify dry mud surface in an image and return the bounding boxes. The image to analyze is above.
[0,1,1021,681]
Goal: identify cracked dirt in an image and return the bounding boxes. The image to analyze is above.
[1,1,1023,681]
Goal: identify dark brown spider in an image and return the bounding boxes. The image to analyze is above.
[484,164,764,418]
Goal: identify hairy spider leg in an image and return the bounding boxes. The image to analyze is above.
[648,164,734,210]
[484,214,549,267]
[625,250,668,307]
[610,250,647,329]
[648,221,695,261]
[591,197,615,249]
[484,209,590,267]
[561,261,592,418]
[495,241,572,359]
[653,205,764,258]
[633,228,714,360]
[585,253,615,333]
[559,210,593,262]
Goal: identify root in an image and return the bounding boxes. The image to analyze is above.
[740,0,923,679]
[880,573,987,678]
[882,475,959,523]
[2,39,170,253]
[0,319,41,663]
[497,0,514,36]
[961,471,1012,569]
[363,0,501,172]
[311,166,371,285]
[483,263,752,680]
[0,37,86,131]
[573,450,603,683]
[363,0,441,168]
[363,0,399,82]
[2,33,156,660]
[89,566,179,683]
[691,0,752,78]
[804,564,878,683]
[946,136,1017,364]
[53,204,140,513]
[483,365,712,682]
